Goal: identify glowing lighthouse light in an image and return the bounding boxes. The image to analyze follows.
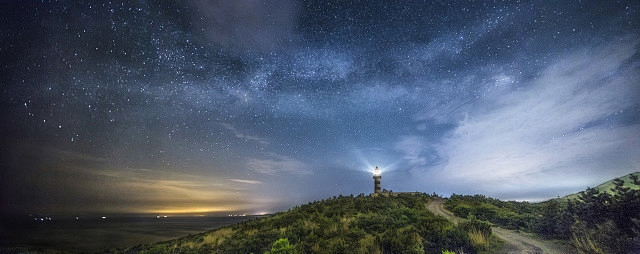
[373,166,382,193]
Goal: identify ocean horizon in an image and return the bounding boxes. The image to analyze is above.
[0,214,255,252]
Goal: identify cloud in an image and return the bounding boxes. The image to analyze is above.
[414,38,640,199]
[247,153,311,175]
[220,123,270,144]
[0,146,268,214]
[71,167,258,213]
[229,179,263,184]
[394,136,427,167]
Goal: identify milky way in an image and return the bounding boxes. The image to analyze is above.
[1,1,639,215]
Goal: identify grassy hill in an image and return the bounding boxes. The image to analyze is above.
[120,193,500,254]
[8,173,638,253]
[558,172,640,201]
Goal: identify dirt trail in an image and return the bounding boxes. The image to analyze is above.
[427,198,575,254]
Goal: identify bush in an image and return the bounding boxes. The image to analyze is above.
[452,204,471,218]
[471,203,498,221]
[266,238,295,254]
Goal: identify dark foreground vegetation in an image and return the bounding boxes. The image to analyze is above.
[445,172,640,253]
[122,193,497,254]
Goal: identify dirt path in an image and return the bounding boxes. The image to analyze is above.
[427,198,575,254]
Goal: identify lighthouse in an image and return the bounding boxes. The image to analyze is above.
[373,166,381,193]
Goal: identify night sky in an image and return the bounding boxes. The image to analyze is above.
[1,1,639,215]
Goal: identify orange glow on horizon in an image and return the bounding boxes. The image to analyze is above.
[148,207,232,214]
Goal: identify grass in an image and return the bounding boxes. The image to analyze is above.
[202,227,233,246]
[558,172,639,201]
[468,228,489,249]
[480,234,505,254]
[126,194,479,253]
[466,228,504,254]
[572,233,604,254]
[441,232,504,254]
[456,218,492,251]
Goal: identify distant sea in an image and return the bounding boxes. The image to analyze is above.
[0,215,253,252]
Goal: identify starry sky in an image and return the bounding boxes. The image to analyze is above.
[1,0,639,215]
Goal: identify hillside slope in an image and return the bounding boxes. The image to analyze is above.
[429,198,575,253]
[121,193,492,254]
[445,171,640,253]
[559,172,640,201]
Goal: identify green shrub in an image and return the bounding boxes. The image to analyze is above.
[266,238,295,254]
[471,203,498,221]
[452,204,471,218]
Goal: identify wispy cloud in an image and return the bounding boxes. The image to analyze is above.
[247,153,311,175]
[229,179,263,184]
[394,136,428,167]
[4,146,266,214]
[411,38,640,199]
[410,15,505,63]
[220,123,270,144]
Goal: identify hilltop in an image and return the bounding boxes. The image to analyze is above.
[119,172,640,253]
[121,193,500,254]
[558,172,640,201]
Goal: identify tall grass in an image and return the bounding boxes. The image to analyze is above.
[457,219,492,251]
[467,228,489,250]
[570,220,608,254]
[571,233,603,254]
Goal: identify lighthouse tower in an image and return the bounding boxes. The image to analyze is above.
[373,166,381,193]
